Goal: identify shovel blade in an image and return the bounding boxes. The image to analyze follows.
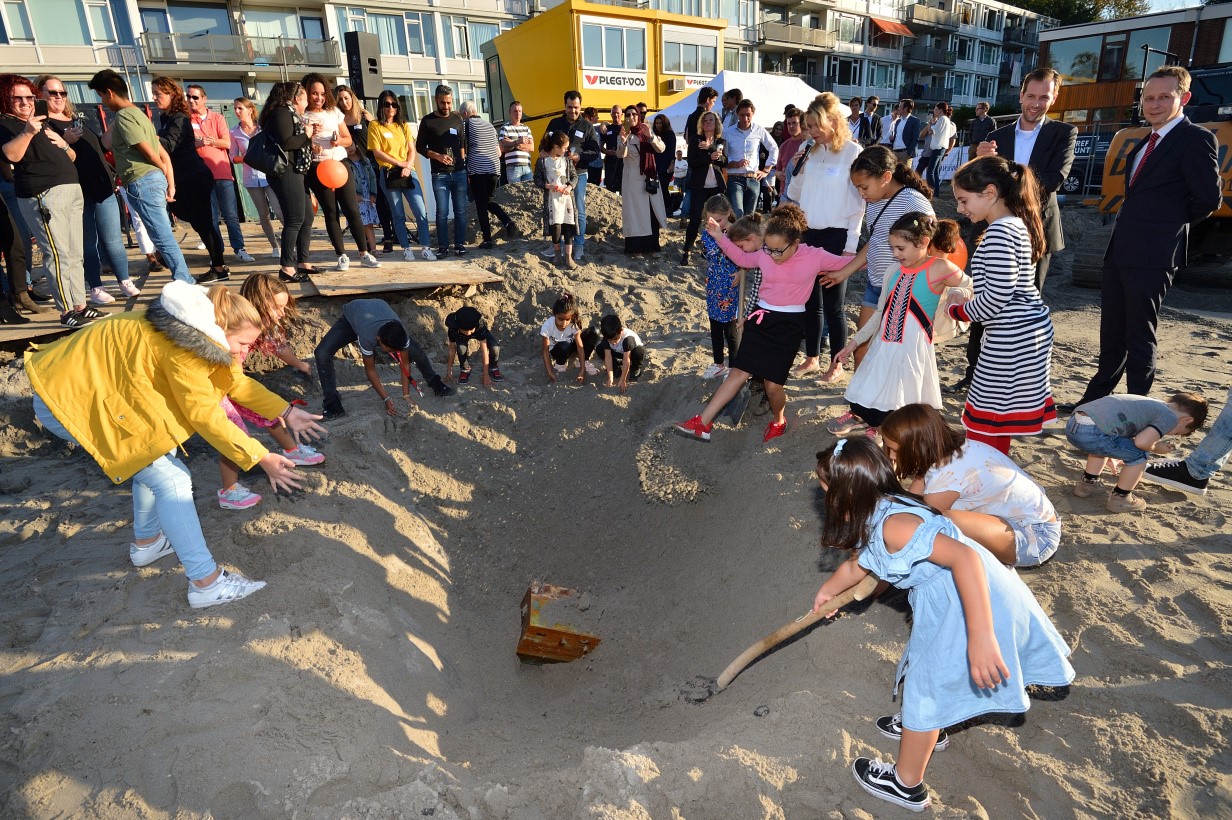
[718,384,751,427]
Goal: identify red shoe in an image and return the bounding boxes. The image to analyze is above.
[763,421,787,443]
[458,369,471,384]
[673,415,712,442]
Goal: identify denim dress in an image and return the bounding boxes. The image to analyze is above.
[857,498,1075,732]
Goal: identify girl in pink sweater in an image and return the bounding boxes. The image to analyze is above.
[675,204,846,444]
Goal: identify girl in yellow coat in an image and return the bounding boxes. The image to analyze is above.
[25,281,325,609]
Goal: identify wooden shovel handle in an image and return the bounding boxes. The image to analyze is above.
[714,574,881,692]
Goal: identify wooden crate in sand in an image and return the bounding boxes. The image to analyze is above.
[309,260,502,297]
[517,582,601,663]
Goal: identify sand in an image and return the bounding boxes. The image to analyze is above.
[0,185,1230,818]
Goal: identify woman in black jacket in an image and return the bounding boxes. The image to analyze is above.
[652,114,676,206]
[680,110,727,266]
[259,81,317,283]
[152,76,227,283]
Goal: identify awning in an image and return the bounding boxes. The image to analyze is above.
[870,18,913,37]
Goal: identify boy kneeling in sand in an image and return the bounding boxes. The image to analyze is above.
[443,306,503,387]
[315,298,454,420]
[1066,392,1207,512]
[597,314,646,393]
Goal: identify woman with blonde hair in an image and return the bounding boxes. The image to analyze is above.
[786,92,865,382]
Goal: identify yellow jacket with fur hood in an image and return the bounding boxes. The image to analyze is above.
[25,282,288,484]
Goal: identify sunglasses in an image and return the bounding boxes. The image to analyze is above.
[45,90,68,98]
[11,95,34,102]
[762,243,792,257]
[380,101,398,108]
[187,94,202,100]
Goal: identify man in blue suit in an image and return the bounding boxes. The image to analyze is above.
[889,99,922,165]
[1068,65,1221,408]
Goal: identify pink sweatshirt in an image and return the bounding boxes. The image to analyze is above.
[716,233,846,308]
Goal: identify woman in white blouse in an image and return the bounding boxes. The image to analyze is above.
[785,93,865,382]
[918,102,956,193]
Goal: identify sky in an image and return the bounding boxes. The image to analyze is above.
[1145,0,1198,11]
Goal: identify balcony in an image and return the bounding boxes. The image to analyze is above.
[758,22,837,50]
[903,43,956,68]
[902,4,960,31]
[995,90,1020,107]
[900,83,955,103]
[1003,25,1038,49]
[832,40,902,61]
[138,32,340,69]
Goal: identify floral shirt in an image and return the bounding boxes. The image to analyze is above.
[702,232,740,322]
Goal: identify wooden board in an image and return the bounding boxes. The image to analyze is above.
[308,260,502,297]
[516,582,601,664]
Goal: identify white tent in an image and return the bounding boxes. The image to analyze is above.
[657,70,849,133]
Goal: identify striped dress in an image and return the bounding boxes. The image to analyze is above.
[956,216,1056,436]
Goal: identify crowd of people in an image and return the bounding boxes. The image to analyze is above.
[14,61,1232,814]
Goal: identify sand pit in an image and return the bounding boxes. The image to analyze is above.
[1,192,1230,818]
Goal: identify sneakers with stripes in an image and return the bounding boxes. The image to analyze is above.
[130,533,176,567]
[283,444,326,466]
[875,713,951,751]
[218,483,262,510]
[851,757,930,813]
[187,569,267,609]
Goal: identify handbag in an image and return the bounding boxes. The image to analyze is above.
[644,177,659,195]
[243,129,288,178]
[385,167,412,189]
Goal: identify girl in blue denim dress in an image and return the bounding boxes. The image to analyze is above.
[699,195,739,379]
[811,436,1074,813]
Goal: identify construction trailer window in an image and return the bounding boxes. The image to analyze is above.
[662,26,718,75]
[582,22,646,71]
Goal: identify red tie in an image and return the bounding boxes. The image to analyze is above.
[1129,132,1159,187]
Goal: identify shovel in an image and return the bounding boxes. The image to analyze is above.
[716,271,750,426]
[681,574,880,703]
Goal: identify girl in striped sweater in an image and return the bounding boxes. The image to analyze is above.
[947,156,1056,455]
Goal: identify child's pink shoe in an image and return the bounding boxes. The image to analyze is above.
[218,483,262,510]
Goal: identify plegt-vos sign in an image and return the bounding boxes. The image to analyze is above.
[582,73,648,90]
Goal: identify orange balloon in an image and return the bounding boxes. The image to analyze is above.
[316,158,348,189]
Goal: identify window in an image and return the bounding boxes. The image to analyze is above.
[833,14,860,44]
[1099,36,1126,83]
[724,45,739,70]
[1045,35,1101,84]
[442,14,470,59]
[868,62,897,89]
[975,76,996,97]
[953,73,971,95]
[370,13,407,55]
[470,21,499,52]
[830,56,860,86]
[413,80,431,120]
[2,0,32,41]
[977,41,998,66]
[981,7,998,29]
[86,0,116,42]
[581,22,645,71]
[301,16,324,40]
[955,37,973,62]
[405,12,436,58]
[27,0,91,45]
[167,2,230,35]
[664,38,717,74]
[1126,27,1169,80]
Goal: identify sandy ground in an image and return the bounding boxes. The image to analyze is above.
[0,183,1230,819]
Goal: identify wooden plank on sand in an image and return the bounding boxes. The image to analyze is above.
[309,260,501,297]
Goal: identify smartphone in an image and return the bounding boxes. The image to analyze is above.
[34,99,48,118]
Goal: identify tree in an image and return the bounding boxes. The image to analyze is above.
[1017,0,1149,26]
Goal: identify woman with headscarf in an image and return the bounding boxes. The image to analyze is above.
[618,106,667,258]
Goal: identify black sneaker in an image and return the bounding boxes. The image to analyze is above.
[80,306,106,320]
[875,713,950,751]
[488,366,503,382]
[28,286,53,304]
[436,247,450,258]
[478,239,494,250]
[430,377,455,397]
[60,310,91,329]
[503,222,522,239]
[453,245,468,257]
[852,758,930,812]
[321,406,347,421]
[1142,459,1209,496]
[195,268,230,284]
[942,375,971,395]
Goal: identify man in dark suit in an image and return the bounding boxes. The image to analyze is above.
[861,97,883,147]
[946,68,1077,394]
[1069,65,1221,406]
[890,99,922,164]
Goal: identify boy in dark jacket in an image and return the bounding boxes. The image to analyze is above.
[444,305,502,387]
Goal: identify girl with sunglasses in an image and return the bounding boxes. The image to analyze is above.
[368,90,436,262]
[674,203,846,444]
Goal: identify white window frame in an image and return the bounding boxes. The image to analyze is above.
[404,11,435,58]
[832,13,861,44]
[1,0,33,43]
[84,0,118,44]
[662,24,718,75]
[580,18,647,72]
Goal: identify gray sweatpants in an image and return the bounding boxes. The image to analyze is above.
[19,183,85,314]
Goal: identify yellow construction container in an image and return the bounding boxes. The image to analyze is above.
[482,0,726,139]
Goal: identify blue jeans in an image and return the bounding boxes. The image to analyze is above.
[83,195,131,288]
[505,166,533,184]
[1065,415,1150,466]
[0,177,32,281]
[572,170,588,251]
[726,174,760,218]
[124,171,193,283]
[1188,387,1232,479]
[431,169,468,248]
[33,393,217,581]
[210,178,246,253]
[381,171,431,249]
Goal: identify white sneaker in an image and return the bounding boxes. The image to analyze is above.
[118,279,141,297]
[403,248,416,262]
[130,532,175,567]
[88,286,115,305]
[336,254,350,271]
[553,363,567,372]
[702,363,725,379]
[235,249,256,263]
[270,246,282,259]
[420,247,437,261]
[187,569,267,609]
[218,483,262,510]
[195,241,206,250]
[283,444,326,466]
[584,362,599,375]
[360,252,380,268]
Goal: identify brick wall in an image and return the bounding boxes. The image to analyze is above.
[1170,22,1195,64]
[1193,17,1226,67]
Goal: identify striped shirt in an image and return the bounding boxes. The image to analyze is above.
[499,122,533,171]
[956,216,1056,435]
[864,187,933,287]
[465,116,502,176]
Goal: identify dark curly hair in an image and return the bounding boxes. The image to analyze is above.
[300,72,335,111]
[150,76,189,117]
[259,81,303,128]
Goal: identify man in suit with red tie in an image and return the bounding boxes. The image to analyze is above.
[946,67,1076,395]
[1067,65,1221,408]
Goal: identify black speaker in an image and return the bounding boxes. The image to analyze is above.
[344,31,383,99]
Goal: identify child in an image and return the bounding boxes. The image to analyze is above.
[313,298,453,420]
[881,403,1061,567]
[540,292,598,384]
[821,146,934,370]
[535,131,578,271]
[239,272,312,376]
[1067,392,1207,512]
[812,436,1074,812]
[947,156,1056,455]
[209,285,324,510]
[827,213,966,438]
[674,204,847,444]
[444,305,503,387]
[699,194,740,380]
[345,143,380,256]
[729,214,770,414]
[597,313,646,393]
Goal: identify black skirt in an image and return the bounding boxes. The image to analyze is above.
[731,308,805,385]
